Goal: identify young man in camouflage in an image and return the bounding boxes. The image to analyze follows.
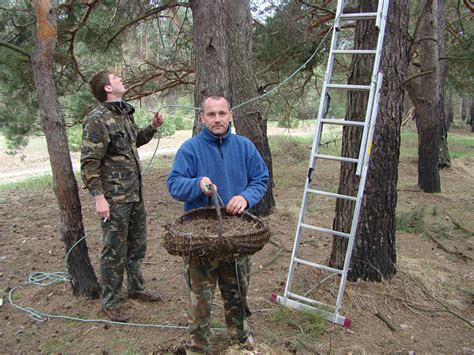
[167,94,269,354]
[81,70,164,322]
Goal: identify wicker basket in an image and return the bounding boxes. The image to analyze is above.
[163,206,270,259]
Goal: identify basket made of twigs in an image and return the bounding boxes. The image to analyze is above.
[163,206,270,259]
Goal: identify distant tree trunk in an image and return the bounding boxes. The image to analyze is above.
[469,97,474,133]
[436,0,450,168]
[191,0,275,215]
[226,0,275,215]
[406,0,441,193]
[31,0,100,298]
[446,88,453,130]
[329,0,409,281]
[460,97,467,122]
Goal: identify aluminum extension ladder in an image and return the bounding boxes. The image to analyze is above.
[272,0,390,327]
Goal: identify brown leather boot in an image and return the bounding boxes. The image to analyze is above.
[128,290,163,302]
[102,307,131,322]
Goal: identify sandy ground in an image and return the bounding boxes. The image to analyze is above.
[0,125,317,184]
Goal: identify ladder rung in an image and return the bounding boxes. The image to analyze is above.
[307,188,357,201]
[315,154,358,163]
[286,292,334,309]
[294,258,344,275]
[321,118,365,127]
[327,84,371,91]
[332,49,377,55]
[300,223,351,238]
[339,12,378,21]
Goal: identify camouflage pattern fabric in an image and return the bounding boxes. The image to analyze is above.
[183,256,252,353]
[101,200,147,310]
[80,101,155,310]
[81,102,156,204]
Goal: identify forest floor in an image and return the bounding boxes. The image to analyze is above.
[0,125,473,354]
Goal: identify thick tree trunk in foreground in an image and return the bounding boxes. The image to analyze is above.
[191,0,231,136]
[406,0,441,193]
[191,0,275,215]
[330,0,409,281]
[226,0,275,215]
[31,0,99,298]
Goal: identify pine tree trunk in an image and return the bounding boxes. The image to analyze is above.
[406,0,441,193]
[446,88,453,130]
[436,0,450,169]
[190,0,275,215]
[226,0,275,216]
[329,0,409,281]
[191,0,231,135]
[31,0,100,298]
[470,98,474,133]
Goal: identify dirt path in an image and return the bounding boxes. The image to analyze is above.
[0,124,318,184]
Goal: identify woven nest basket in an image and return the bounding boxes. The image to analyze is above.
[163,206,270,259]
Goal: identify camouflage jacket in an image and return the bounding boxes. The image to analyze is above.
[80,101,156,204]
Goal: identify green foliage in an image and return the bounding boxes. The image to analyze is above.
[277,117,299,129]
[172,113,194,130]
[67,125,83,152]
[396,208,426,233]
[133,106,175,137]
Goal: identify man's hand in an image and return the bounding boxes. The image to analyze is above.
[151,112,164,129]
[95,194,110,220]
[199,177,214,197]
[226,195,247,215]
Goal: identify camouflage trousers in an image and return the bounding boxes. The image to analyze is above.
[183,256,252,354]
[100,199,147,310]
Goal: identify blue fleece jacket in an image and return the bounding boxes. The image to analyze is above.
[167,127,269,212]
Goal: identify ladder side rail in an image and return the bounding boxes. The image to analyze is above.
[283,9,343,300]
[333,73,384,316]
[282,191,310,299]
[356,0,390,175]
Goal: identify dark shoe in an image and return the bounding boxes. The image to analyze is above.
[128,290,163,302]
[103,307,131,322]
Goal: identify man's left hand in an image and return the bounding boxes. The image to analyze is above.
[226,195,247,215]
[151,112,164,129]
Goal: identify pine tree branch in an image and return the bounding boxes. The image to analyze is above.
[0,40,31,59]
[398,70,433,90]
[66,0,99,82]
[105,1,189,52]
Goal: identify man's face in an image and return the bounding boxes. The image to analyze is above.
[200,97,232,136]
[104,74,126,99]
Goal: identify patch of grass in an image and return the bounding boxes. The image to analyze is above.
[210,319,224,328]
[0,174,53,192]
[448,134,474,159]
[267,305,326,342]
[400,129,474,159]
[396,207,426,233]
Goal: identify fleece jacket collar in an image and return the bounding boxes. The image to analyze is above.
[201,126,232,144]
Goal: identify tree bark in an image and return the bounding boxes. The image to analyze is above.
[460,97,467,122]
[225,0,275,215]
[406,0,441,193]
[470,98,474,133]
[31,0,100,298]
[329,0,409,281]
[191,0,231,135]
[190,0,275,215]
[446,88,453,130]
[436,0,450,169]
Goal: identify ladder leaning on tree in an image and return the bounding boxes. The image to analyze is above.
[272,0,390,327]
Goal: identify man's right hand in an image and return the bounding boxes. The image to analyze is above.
[199,177,215,197]
[95,194,110,220]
